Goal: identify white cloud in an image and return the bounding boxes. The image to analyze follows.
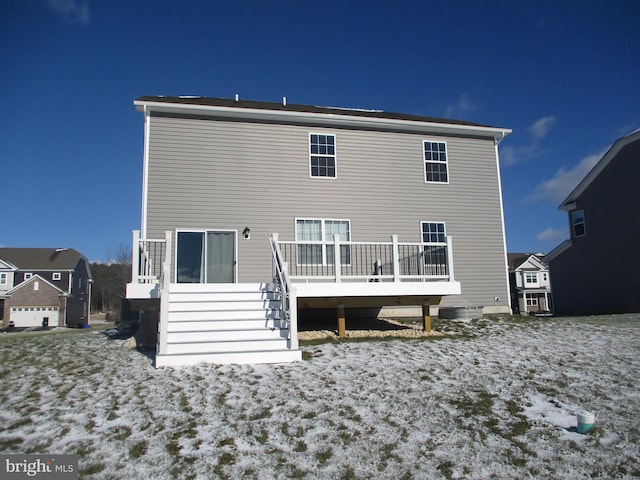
[528,148,606,204]
[535,227,567,243]
[500,144,537,167]
[444,93,477,119]
[527,116,556,141]
[47,0,90,26]
[502,116,556,166]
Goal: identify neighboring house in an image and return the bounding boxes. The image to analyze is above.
[507,253,552,315]
[126,95,512,367]
[0,248,92,328]
[547,129,640,315]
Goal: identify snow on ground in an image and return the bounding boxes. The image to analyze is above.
[1,315,639,479]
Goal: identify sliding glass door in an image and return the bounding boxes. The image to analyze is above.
[176,230,236,283]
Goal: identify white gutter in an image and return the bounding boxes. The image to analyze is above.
[495,138,512,313]
[134,100,511,141]
[140,104,151,238]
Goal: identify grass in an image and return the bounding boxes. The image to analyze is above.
[0,315,638,479]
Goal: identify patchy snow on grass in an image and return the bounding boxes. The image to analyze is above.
[1,315,639,479]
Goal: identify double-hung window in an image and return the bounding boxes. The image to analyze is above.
[526,293,538,307]
[296,219,350,265]
[424,140,448,183]
[572,210,586,238]
[525,272,538,285]
[421,221,448,275]
[309,134,336,178]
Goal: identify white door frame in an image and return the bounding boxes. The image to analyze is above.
[174,228,238,283]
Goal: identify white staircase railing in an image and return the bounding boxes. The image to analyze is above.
[269,233,298,350]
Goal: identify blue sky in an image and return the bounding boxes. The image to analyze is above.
[1,0,638,262]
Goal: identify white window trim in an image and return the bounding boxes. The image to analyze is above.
[0,273,6,285]
[420,221,447,243]
[525,272,538,285]
[295,218,351,266]
[309,132,337,179]
[174,228,239,284]
[423,139,450,184]
[53,272,61,281]
[572,210,586,238]
[24,273,33,280]
[526,293,538,307]
[420,221,448,276]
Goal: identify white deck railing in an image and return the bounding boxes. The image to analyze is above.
[130,230,170,285]
[130,231,455,287]
[273,234,455,284]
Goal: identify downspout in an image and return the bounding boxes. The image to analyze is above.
[140,104,151,239]
[494,131,512,314]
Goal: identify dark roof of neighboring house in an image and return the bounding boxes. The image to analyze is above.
[0,248,85,270]
[507,253,547,270]
[135,95,498,129]
[560,129,640,210]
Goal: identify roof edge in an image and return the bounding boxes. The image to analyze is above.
[559,129,640,210]
[134,96,511,140]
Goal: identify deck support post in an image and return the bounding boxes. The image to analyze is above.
[422,303,431,333]
[337,303,346,338]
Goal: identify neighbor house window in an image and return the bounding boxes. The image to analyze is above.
[572,210,586,237]
[525,272,538,284]
[526,293,538,307]
[421,222,448,275]
[424,140,448,183]
[296,219,350,265]
[24,273,33,280]
[52,273,61,281]
[309,134,336,178]
[0,273,6,285]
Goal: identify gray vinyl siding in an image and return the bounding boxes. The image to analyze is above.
[145,114,509,309]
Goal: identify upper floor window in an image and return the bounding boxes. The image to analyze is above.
[424,141,448,183]
[53,272,61,281]
[572,210,586,237]
[309,134,336,178]
[0,273,6,285]
[24,273,33,281]
[525,272,538,284]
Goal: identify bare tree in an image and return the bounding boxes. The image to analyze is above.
[91,244,132,316]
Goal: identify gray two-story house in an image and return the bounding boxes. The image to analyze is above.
[126,96,512,366]
[0,248,92,328]
[547,129,640,315]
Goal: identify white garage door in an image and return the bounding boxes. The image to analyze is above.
[10,307,59,327]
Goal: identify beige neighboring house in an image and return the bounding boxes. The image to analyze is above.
[508,253,552,315]
[0,248,92,328]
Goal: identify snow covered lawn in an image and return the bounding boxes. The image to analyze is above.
[1,315,639,479]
